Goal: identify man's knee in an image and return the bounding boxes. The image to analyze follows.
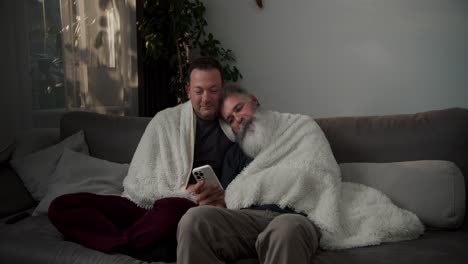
[177,206,223,238]
[256,214,320,263]
[280,214,315,233]
[269,215,309,238]
[48,193,93,221]
[257,214,320,249]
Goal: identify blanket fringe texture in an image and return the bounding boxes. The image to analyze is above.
[122,102,196,208]
[225,111,424,250]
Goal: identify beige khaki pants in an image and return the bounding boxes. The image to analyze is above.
[177,206,320,264]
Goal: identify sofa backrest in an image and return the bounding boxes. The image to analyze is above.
[61,111,151,164]
[316,107,468,226]
[61,107,468,225]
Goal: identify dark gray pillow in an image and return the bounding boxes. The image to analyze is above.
[0,142,15,163]
[34,149,129,215]
[9,131,88,201]
[340,160,465,229]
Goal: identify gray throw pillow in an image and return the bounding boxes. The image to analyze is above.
[9,130,89,201]
[34,149,129,215]
[340,160,465,229]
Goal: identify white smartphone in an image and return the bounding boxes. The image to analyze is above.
[192,165,224,189]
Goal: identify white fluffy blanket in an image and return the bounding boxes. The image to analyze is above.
[122,102,202,208]
[224,111,424,250]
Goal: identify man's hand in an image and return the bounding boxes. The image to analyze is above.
[186,180,226,208]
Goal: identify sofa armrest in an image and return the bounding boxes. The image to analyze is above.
[0,162,36,218]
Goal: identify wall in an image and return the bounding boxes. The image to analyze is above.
[203,0,468,118]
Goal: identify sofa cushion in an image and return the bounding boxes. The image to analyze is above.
[9,131,89,201]
[0,164,36,218]
[316,108,468,226]
[0,142,15,163]
[340,160,465,229]
[0,215,145,263]
[34,149,129,215]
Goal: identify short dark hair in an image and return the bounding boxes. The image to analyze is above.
[187,56,224,83]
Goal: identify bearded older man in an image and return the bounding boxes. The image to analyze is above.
[177,83,424,264]
[176,84,322,264]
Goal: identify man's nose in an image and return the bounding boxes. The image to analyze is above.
[201,92,210,102]
[234,114,243,124]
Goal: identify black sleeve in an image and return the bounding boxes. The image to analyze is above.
[220,144,253,189]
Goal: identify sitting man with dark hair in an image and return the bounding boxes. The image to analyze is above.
[48,57,233,262]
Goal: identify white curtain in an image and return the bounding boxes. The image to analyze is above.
[59,0,138,116]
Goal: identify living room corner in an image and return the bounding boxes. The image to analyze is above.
[1,1,467,264]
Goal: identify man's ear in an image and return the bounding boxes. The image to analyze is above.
[251,95,259,104]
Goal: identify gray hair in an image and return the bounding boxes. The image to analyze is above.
[221,83,253,102]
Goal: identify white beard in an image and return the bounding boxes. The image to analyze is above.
[236,109,274,158]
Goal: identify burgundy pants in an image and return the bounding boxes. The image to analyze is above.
[48,192,196,253]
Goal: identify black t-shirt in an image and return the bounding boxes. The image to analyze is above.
[220,144,253,188]
[189,117,233,184]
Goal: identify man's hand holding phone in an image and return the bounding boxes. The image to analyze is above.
[186,181,225,207]
[187,165,226,208]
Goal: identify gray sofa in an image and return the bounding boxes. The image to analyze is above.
[1,107,467,264]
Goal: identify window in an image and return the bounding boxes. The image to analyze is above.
[29,0,138,120]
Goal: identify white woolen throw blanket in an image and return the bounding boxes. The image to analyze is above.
[122,101,212,208]
[224,110,424,250]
